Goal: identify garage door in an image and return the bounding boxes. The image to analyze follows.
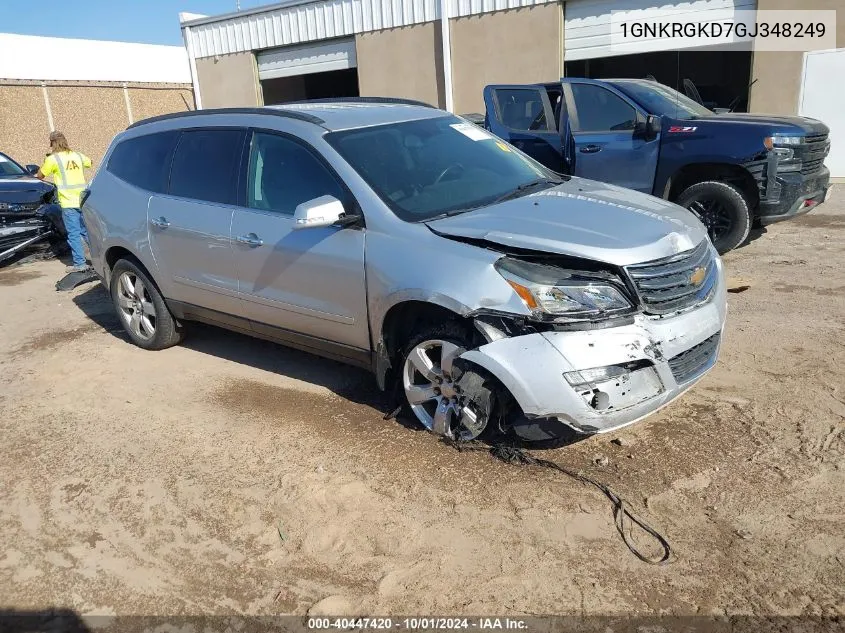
[564,0,757,61]
[257,38,357,80]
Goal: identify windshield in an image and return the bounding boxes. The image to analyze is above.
[610,80,713,120]
[0,153,26,177]
[326,115,560,221]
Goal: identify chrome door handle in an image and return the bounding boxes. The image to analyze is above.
[235,233,263,247]
[150,216,170,229]
[580,145,602,154]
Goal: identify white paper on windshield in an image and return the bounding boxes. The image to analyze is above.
[0,155,8,162]
[451,122,492,141]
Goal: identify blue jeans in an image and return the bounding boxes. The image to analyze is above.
[62,207,89,267]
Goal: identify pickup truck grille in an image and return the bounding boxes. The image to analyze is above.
[800,133,830,175]
[668,332,720,384]
[625,241,717,315]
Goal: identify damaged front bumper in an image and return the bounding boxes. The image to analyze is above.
[460,274,727,435]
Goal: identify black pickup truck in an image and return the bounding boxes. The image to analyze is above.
[474,78,832,253]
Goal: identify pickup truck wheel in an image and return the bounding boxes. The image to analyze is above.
[676,180,751,255]
[400,323,496,442]
[110,258,182,350]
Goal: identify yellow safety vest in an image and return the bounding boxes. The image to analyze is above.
[42,151,91,208]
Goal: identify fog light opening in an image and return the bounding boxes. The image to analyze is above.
[590,390,611,411]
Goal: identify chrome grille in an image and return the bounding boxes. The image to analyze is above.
[669,333,720,384]
[626,241,717,315]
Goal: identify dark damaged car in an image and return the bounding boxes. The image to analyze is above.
[0,151,65,265]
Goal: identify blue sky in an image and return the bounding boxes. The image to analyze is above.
[3,0,272,46]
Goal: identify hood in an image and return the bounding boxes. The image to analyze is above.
[696,113,829,136]
[426,178,709,267]
[0,177,54,204]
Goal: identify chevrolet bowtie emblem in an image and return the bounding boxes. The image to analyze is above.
[689,266,707,287]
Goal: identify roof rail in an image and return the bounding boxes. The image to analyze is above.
[279,96,436,109]
[126,106,325,130]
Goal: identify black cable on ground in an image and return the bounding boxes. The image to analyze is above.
[443,438,672,566]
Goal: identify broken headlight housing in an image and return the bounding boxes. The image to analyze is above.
[495,258,633,321]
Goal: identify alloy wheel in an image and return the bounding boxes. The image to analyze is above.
[116,271,157,341]
[687,198,733,242]
[402,339,488,440]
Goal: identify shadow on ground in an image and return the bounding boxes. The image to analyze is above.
[69,284,587,448]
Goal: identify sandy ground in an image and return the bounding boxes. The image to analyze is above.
[1,193,844,621]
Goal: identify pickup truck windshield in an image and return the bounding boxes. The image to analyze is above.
[0,154,26,177]
[610,80,713,120]
[326,115,559,222]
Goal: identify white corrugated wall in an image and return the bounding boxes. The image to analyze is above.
[184,0,556,59]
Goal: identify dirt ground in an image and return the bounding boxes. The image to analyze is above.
[1,193,844,621]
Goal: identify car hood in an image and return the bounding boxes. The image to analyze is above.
[425,178,709,267]
[697,113,829,136]
[0,177,54,203]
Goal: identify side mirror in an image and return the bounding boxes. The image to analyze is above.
[639,115,661,141]
[25,164,39,175]
[292,195,350,230]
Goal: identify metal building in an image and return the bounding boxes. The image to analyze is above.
[181,0,845,117]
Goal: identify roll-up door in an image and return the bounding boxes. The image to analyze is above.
[257,38,357,80]
[564,0,758,61]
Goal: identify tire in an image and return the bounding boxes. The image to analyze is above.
[398,322,498,442]
[110,258,182,350]
[676,180,751,255]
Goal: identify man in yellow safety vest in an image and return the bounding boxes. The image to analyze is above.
[37,131,93,273]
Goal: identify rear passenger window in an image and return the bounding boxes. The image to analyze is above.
[107,131,179,193]
[495,88,550,131]
[168,129,244,205]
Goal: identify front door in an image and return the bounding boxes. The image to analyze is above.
[483,85,567,173]
[147,128,245,314]
[231,130,369,353]
[563,81,660,193]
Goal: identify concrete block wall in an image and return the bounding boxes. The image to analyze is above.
[0,81,194,171]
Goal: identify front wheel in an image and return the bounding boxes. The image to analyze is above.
[110,258,183,350]
[676,180,752,255]
[399,323,496,441]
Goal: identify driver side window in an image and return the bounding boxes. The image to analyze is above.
[570,84,637,133]
[247,131,344,215]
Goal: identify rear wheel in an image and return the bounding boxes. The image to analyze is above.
[676,180,751,254]
[110,258,182,350]
[400,323,496,441]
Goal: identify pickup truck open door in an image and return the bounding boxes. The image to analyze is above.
[482,84,568,174]
[485,80,661,193]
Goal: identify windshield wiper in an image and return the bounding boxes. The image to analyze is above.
[493,177,562,205]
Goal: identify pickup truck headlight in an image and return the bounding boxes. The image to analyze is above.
[765,137,804,173]
[495,258,633,320]
[764,135,803,149]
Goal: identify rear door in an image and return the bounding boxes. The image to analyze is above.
[147,128,245,314]
[483,85,567,173]
[231,129,369,354]
[562,80,659,193]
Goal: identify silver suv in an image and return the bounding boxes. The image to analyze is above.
[84,99,727,442]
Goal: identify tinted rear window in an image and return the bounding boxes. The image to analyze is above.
[169,129,244,205]
[107,131,179,193]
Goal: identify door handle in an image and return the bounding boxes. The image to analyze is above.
[235,233,263,247]
[580,145,602,154]
[150,217,170,229]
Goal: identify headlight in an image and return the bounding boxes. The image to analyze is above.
[764,135,804,149]
[495,258,633,320]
